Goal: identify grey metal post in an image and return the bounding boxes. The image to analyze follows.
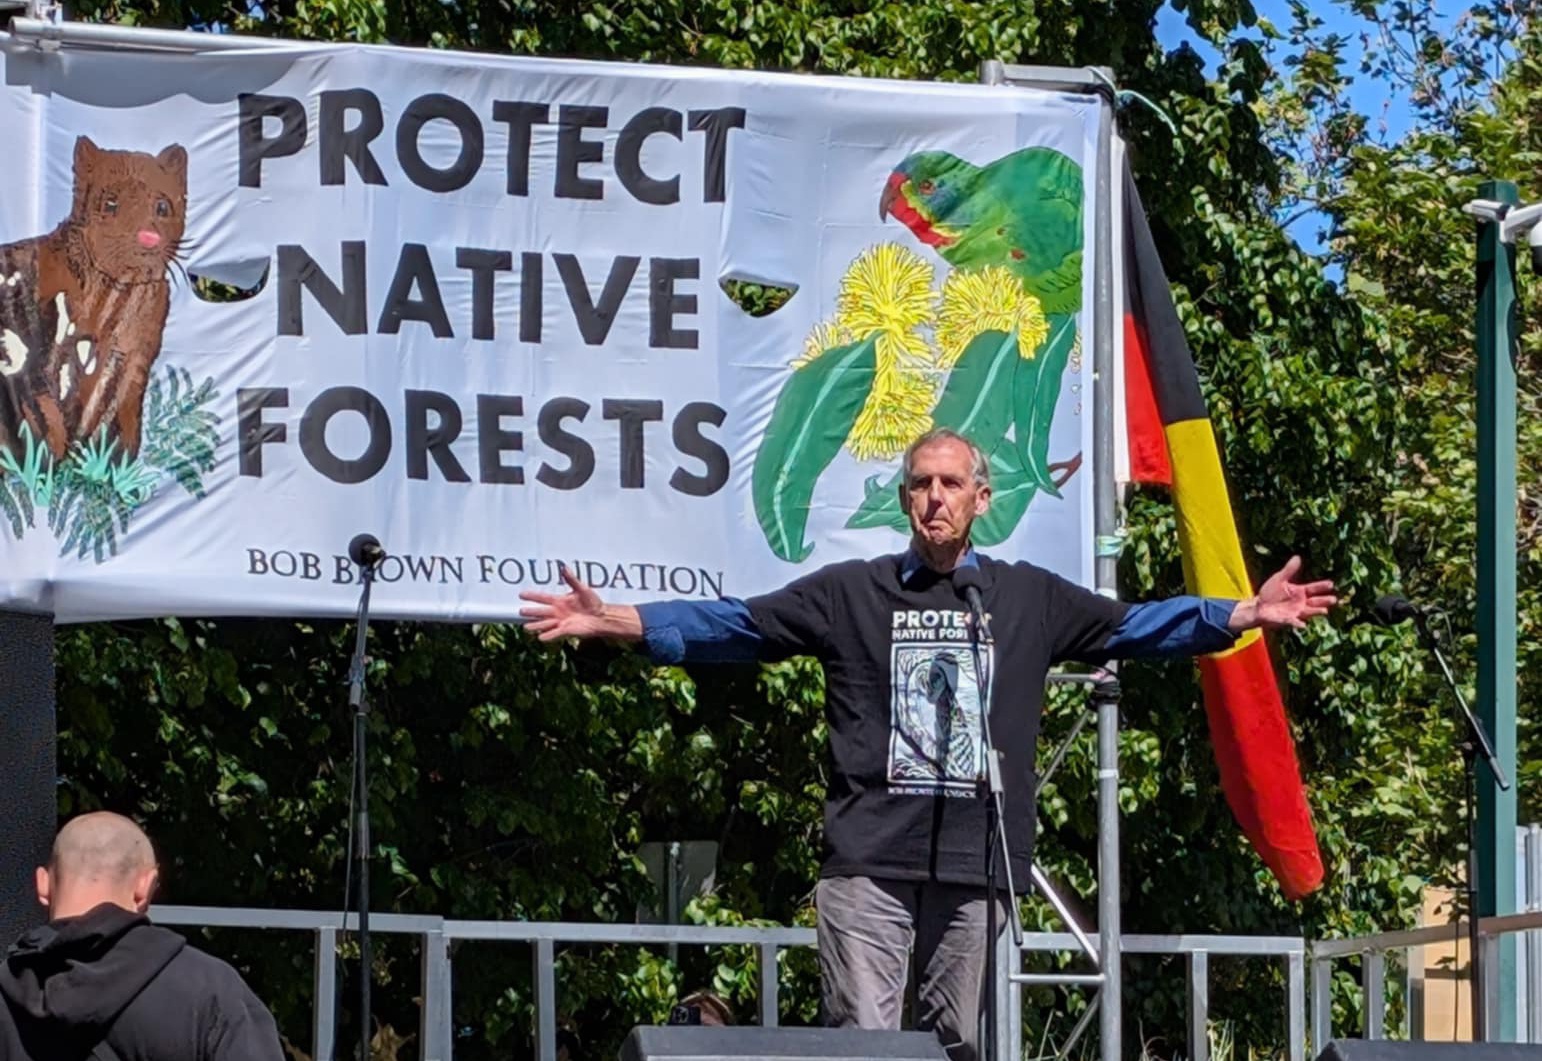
[994,923,1013,1061]
[1287,951,1306,1061]
[1311,957,1331,1054]
[980,56,1125,1061]
[534,938,557,1061]
[666,841,681,965]
[1187,950,1210,1061]
[1364,952,1385,1039]
[1485,933,1503,1038]
[1094,677,1121,1061]
[1527,824,1542,1043]
[314,926,338,1061]
[1091,62,1122,1061]
[421,929,452,1061]
[8,15,308,49]
[1007,939,1023,1061]
[758,941,780,1027]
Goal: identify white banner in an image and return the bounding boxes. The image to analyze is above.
[0,41,1102,622]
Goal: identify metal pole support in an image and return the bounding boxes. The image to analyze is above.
[1475,177,1520,1041]
[533,938,557,1061]
[1287,950,1307,1061]
[313,926,338,1061]
[1188,950,1210,1061]
[421,929,453,1061]
[1311,956,1332,1056]
[1094,673,1122,1061]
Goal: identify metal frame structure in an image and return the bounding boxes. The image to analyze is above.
[0,20,1150,1060]
[151,904,1308,1061]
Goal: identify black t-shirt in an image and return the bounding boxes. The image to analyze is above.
[746,552,1129,890]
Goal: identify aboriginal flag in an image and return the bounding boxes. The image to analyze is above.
[1121,165,1323,900]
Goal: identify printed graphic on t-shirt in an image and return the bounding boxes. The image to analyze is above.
[887,607,993,795]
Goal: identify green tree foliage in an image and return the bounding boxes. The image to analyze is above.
[1253,0,1542,1034]
[41,0,1539,1055]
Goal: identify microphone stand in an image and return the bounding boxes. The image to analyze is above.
[347,556,380,1061]
[965,610,1023,1061]
[1414,612,1508,1041]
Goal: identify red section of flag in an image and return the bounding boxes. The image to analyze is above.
[1199,643,1325,900]
[1123,312,1172,485]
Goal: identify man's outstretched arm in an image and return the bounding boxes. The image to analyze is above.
[519,565,646,641]
[1225,555,1337,633]
[518,566,763,662]
[1060,555,1337,663]
[1102,555,1337,660]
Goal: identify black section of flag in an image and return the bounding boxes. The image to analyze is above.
[1122,166,1207,426]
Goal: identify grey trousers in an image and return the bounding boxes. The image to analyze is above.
[816,876,1007,1061]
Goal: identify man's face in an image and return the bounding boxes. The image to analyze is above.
[900,438,990,548]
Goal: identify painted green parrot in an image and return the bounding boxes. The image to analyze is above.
[877,147,1084,315]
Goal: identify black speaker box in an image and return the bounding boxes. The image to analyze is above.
[0,611,54,947]
[1319,1041,1542,1061]
[620,1026,948,1061]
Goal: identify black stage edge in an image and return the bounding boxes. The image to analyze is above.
[622,1026,949,1061]
[0,610,54,946]
[1319,1042,1542,1061]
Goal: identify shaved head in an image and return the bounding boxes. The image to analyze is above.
[38,812,159,921]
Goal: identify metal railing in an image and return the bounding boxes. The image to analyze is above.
[1310,824,1542,1047]
[151,905,1306,1061]
[1007,933,1307,1061]
[1311,909,1542,1048]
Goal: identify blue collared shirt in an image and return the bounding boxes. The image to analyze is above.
[637,548,1240,665]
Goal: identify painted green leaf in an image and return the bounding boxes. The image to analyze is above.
[845,465,910,532]
[753,335,878,562]
[1013,314,1078,497]
[971,445,1038,547]
[845,471,909,531]
[930,328,1021,450]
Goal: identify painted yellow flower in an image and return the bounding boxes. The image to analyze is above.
[830,244,939,460]
[790,244,941,460]
[792,319,854,370]
[846,364,935,460]
[935,266,1050,367]
[836,243,936,340]
[792,317,934,458]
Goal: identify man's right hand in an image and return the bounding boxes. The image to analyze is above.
[518,565,642,642]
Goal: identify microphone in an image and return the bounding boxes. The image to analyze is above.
[953,567,993,644]
[1371,594,1421,627]
[348,533,386,569]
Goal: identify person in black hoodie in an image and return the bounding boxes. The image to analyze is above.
[0,812,284,1061]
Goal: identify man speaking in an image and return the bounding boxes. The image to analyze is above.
[519,427,1335,1061]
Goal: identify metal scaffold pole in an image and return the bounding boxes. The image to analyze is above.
[1090,69,1121,1061]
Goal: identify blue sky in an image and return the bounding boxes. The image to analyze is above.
[1154,0,1414,137]
[1153,0,1417,253]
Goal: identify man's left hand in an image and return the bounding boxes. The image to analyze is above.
[1228,556,1337,632]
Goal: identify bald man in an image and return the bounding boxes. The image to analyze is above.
[0,813,284,1061]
